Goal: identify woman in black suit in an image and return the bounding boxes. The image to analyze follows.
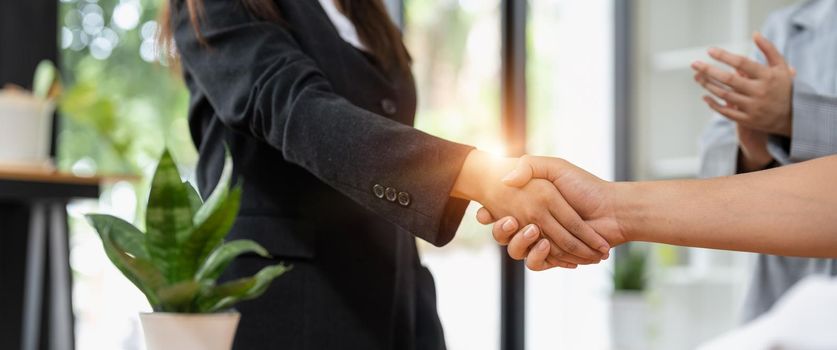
[160,0,610,348]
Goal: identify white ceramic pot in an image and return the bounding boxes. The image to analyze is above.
[140,312,241,350]
[610,291,649,350]
[0,92,55,166]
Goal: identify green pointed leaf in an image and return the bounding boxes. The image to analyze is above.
[157,280,202,312]
[195,240,270,281]
[184,181,203,218]
[183,185,242,278]
[181,149,239,279]
[85,214,149,260]
[193,148,233,227]
[90,217,165,307]
[198,281,254,313]
[146,150,193,282]
[114,250,166,309]
[198,264,290,313]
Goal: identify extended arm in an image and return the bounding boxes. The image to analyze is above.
[483,155,837,270]
[615,155,837,257]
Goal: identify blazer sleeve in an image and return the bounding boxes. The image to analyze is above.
[784,81,837,163]
[698,115,740,178]
[172,0,473,246]
[753,12,837,165]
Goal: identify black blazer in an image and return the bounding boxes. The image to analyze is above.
[172,0,474,349]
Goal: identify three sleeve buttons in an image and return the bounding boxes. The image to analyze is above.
[372,184,411,207]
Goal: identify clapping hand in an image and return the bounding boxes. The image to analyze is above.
[691,32,793,171]
[475,156,627,271]
[691,32,795,136]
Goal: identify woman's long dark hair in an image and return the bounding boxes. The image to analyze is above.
[158,0,410,72]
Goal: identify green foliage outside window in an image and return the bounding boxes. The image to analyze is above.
[59,0,194,178]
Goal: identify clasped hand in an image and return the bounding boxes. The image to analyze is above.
[458,152,626,271]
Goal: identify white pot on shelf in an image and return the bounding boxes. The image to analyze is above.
[0,92,55,167]
[140,312,240,350]
[610,291,649,350]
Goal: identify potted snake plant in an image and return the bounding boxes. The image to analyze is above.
[86,149,288,350]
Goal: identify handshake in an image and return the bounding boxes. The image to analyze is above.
[451,150,628,271]
[446,33,827,270]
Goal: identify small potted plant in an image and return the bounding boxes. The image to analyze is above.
[87,149,288,350]
[0,60,60,167]
[610,244,649,350]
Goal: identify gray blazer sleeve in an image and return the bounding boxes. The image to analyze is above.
[699,116,740,178]
[783,81,837,162]
[699,82,837,176]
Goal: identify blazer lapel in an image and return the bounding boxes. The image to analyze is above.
[307,0,396,90]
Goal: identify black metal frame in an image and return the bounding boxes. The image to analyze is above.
[0,178,99,350]
[0,180,100,200]
[500,0,528,349]
[614,0,634,183]
[613,0,636,272]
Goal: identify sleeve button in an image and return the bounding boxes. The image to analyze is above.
[397,192,411,207]
[373,184,385,199]
[384,187,398,202]
[381,99,397,115]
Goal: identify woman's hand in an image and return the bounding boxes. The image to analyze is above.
[451,151,611,265]
[476,156,627,270]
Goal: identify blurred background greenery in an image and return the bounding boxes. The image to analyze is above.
[58,0,195,179]
[58,3,200,347]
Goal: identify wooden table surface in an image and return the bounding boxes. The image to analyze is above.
[0,165,102,185]
[0,163,139,184]
[0,164,135,200]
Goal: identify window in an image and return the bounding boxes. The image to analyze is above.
[405,0,503,349]
[526,0,614,348]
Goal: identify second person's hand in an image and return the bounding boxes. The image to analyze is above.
[451,150,611,265]
[476,156,628,271]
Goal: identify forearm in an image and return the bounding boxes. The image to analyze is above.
[616,155,837,257]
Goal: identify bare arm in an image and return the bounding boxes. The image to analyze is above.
[616,155,837,257]
[481,155,837,271]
